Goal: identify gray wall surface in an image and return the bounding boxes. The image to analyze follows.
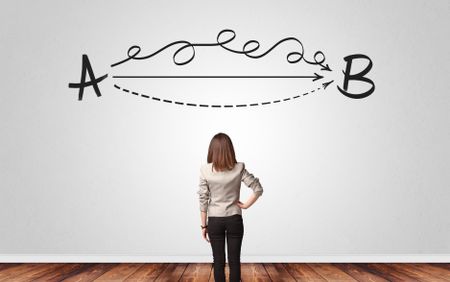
[0,0,449,259]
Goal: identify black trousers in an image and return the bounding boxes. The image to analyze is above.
[207,213,244,282]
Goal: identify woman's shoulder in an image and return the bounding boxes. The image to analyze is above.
[235,162,245,173]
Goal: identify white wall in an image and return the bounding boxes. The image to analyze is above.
[1,0,449,261]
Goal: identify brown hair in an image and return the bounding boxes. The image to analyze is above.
[207,132,237,172]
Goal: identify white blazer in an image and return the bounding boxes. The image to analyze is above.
[197,162,263,217]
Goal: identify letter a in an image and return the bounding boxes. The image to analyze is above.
[68,54,108,101]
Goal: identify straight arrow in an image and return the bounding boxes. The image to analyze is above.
[113,73,324,81]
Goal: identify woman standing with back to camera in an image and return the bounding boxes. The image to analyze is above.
[197,132,263,282]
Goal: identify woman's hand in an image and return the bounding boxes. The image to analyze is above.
[202,227,210,242]
[236,200,249,209]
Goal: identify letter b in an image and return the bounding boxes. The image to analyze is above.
[337,54,375,99]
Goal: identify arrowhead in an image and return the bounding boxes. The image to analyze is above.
[313,73,324,81]
[321,64,332,72]
[322,80,334,90]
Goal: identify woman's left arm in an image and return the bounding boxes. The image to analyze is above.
[197,168,210,241]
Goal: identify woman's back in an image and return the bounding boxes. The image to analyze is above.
[198,161,263,217]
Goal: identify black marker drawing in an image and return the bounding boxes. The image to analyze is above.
[112,82,333,108]
[113,74,324,81]
[110,29,332,71]
[68,55,107,101]
[337,54,375,99]
[68,28,374,105]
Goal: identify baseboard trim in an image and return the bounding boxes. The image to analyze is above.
[0,254,449,263]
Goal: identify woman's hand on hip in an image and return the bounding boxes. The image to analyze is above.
[236,200,249,209]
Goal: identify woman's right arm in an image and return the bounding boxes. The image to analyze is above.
[240,165,263,208]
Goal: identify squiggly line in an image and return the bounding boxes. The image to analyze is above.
[110,29,331,71]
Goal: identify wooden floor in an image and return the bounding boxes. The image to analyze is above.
[0,263,449,281]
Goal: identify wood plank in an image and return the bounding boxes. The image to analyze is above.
[409,263,450,281]
[7,263,65,282]
[62,263,118,282]
[284,263,327,281]
[31,263,91,282]
[154,263,188,281]
[306,263,357,281]
[0,263,47,281]
[125,263,169,281]
[430,263,450,272]
[384,263,448,282]
[334,263,389,282]
[94,263,143,281]
[264,263,296,281]
[0,264,21,272]
[355,263,395,281]
[179,263,212,281]
[241,263,271,281]
[360,263,418,281]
